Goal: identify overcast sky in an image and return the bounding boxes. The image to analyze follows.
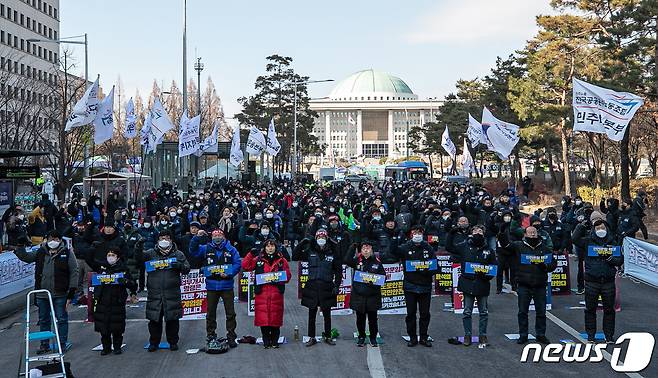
[60,0,554,124]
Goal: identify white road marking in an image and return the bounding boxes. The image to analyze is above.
[367,344,387,378]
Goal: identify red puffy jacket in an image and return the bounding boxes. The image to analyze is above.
[242,251,291,327]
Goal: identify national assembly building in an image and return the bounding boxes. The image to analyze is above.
[308,69,442,162]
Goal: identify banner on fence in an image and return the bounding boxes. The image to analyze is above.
[623,237,658,287]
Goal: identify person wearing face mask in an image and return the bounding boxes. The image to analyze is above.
[571,204,595,294]
[70,218,101,303]
[559,195,573,223]
[574,219,623,343]
[477,198,498,252]
[123,221,145,287]
[389,225,436,347]
[143,230,190,352]
[327,215,351,260]
[284,199,304,248]
[292,229,342,347]
[379,219,404,263]
[529,215,553,251]
[616,198,640,242]
[85,248,137,355]
[363,208,385,244]
[91,219,129,267]
[446,217,471,256]
[541,208,570,256]
[189,229,241,348]
[156,215,173,235]
[344,240,386,347]
[564,196,585,228]
[14,230,79,353]
[495,210,523,293]
[217,207,236,242]
[241,239,291,349]
[88,195,105,227]
[500,226,557,345]
[453,225,497,346]
[423,208,445,249]
[263,208,283,240]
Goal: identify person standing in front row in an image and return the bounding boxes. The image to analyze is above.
[293,229,342,347]
[344,240,386,347]
[143,230,190,352]
[14,230,79,353]
[389,225,436,347]
[453,225,497,346]
[189,229,242,348]
[242,239,291,348]
[573,219,623,343]
[500,226,556,345]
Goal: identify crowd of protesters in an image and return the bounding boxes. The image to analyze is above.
[4,175,642,355]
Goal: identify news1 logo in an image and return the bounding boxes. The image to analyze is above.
[520,332,655,373]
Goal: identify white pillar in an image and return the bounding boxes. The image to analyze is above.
[325,111,332,164]
[388,110,394,159]
[356,110,363,157]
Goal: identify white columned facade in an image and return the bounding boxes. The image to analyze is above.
[387,110,394,159]
[356,110,363,157]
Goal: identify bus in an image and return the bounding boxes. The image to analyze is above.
[384,161,429,181]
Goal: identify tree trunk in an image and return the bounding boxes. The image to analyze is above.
[547,144,558,189]
[427,154,434,178]
[439,154,444,176]
[560,123,571,195]
[620,126,631,199]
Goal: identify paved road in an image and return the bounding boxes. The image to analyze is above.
[0,256,656,378]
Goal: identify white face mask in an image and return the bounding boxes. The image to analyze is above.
[292,202,298,207]
[169,212,177,218]
[503,216,512,223]
[177,209,183,214]
[143,223,151,229]
[80,201,87,207]
[316,238,327,246]
[47,240,61,249]
[255,215,263,220]
[329,207,335,213]
[412,234,423,243]
[442,215,449,221]
[17,214,25,220]
[95,200,101,206]
[158,239,171,249]
[160,220,168,225]
[595,229,607,238]
[261,229,270,236]
[266,213,273,219]
[107,256,118,265]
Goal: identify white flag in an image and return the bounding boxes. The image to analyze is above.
[481,107,519,160]
[65,76,99,131]
[124,98,137,138]
[266,118,281,156]
[245,126,266,155]
[229,125,244,167]
[348,113,356,126]
[195,122,219,156]
[461,138,474,175]
[467,114,483,147]
[148,97,175,138]
[178,113,200,157]
[140,112,151,147]
[93,86,115,145]
[441,126,456,159]
[572,78,644,141]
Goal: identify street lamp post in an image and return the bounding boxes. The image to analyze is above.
[290,79,333,178]
[28,34,89,176]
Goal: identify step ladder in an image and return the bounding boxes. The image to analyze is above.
[23,289,67,378]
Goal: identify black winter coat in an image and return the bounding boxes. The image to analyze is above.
[507,238,557,287]
[574,230,623,283]
[344,251,385,312]
[92,232,128,266]
[88,259,136,334]
[455,239,497,297]
[143,246,191,321]
[293,238,342,309]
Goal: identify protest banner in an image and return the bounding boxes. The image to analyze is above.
[332,265,352,315]
[180,269,207,320]
[434,255,452,295]
[0,250,35,300]
[551,252,571,295]
[379,263,406,314]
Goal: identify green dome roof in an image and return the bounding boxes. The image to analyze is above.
[329,69,417,101]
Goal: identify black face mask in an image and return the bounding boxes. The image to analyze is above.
[526,236,540,246]
[471,234,485,246]
[548,213,557,221]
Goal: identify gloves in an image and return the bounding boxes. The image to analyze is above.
[170,261,182,271]
[67,288,77,300]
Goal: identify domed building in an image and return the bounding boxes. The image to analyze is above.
[309,69,442,162]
